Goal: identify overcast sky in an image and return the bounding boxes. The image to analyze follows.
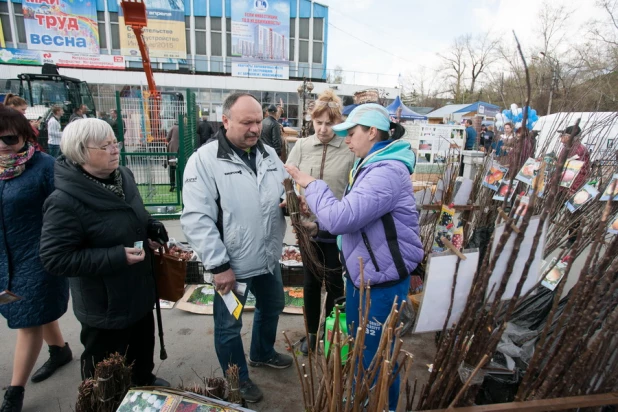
[317,0,608,88]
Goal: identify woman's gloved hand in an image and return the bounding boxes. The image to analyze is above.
[147,220,169,246]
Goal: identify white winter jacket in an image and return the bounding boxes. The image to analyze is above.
[181,132,287,279]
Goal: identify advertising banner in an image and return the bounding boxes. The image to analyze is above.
[232,62,289,79]
[22,0,99,53]
[119,0,187,59]
[231,0,290,79]
[42,52,125,70]
[0,48,43,65]
[0,19,5,48]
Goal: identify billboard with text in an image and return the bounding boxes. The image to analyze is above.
[22,0,99,54]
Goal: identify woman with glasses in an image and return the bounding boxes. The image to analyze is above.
[0,107,70,412]
[39,119,170,388]
[285,90,356,356]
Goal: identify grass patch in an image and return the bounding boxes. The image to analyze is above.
[137,184,180,206]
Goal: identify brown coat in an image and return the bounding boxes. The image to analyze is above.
[167,124,179,155]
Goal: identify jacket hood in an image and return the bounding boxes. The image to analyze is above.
[355,140,416,175]
[53,156,134,210]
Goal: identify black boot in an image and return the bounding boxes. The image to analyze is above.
[31,343,72,383]
[1,386,24,412]
[300,334,317,356]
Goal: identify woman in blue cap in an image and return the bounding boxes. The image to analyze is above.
[285,103,424,408]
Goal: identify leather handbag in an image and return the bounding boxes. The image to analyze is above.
[153,246,186,302]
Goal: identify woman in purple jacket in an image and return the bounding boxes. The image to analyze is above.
[285,103,424,409]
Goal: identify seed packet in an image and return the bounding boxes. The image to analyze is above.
[566,184,598,213]
[516,158,541,186]
[432,205,456,253]
[492,179,518,202]
[560,160,585,189]
[483,162,508,191]
[600,174,618,201]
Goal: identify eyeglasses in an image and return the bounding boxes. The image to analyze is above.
[315,101,340,108]
[0,135,20,146]
[87,141,121,152]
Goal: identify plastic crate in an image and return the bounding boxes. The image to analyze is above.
[185,261,205,284]
[281,264,304,286]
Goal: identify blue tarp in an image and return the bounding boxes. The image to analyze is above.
[386,96,428,120]
[454,101,500,117]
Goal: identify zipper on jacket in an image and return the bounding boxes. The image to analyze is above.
[319,144,328,179]
[361,232,380,272]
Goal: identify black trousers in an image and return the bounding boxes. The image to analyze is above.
[303,241,344,334]
[169,164,177,188]
[80,311,155,385]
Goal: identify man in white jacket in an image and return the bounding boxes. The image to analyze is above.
[181,92,291,403]
[47,106,63,158]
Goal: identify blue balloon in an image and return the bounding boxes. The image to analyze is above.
[502,109,512,120]
[530,109,537,117]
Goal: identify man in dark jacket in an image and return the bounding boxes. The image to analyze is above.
[259,104,282,156]
[197,116,214,146]
[464,119,477,150]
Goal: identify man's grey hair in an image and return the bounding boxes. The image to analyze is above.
[222,92,260,118]
[61,118,115,165]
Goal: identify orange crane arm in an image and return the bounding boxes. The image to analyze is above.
[131,26,160,101]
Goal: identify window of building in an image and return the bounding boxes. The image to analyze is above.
[299,40,309,63]
[194,17,206,55]
[211,17,222,56]
[313,18,323,41]
[289,41,295,61]
[299,18,309,39]
[0,3,12,44]
[13,3,26,45]
[185,16,191,55]
[109,12,120,50]
[97,11,107,50]
[312,42,322,64]
[226,18,231,56]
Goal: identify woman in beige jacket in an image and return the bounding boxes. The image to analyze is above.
[286,90,356,356]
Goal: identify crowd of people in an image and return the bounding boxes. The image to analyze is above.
[0,88,590,411]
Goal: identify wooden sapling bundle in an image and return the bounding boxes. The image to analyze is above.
[75,353,132,412]
[283,178,329,279]
[225,364,243,405]
[286,257,415,411]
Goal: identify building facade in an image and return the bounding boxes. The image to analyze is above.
[0,0,398,125]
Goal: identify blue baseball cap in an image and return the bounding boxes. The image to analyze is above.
[332,103,391,137]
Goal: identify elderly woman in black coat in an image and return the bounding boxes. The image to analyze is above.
[39,118,170,388]
[0,107,71,412]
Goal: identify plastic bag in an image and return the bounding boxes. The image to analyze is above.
[475,370,521,405]
[458,361,486,386]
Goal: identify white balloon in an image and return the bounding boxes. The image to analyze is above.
[495,113,504,121]
[516,108,523,115]
[515,121,523,129]
[495,120,504,128]
[510,103,518,113]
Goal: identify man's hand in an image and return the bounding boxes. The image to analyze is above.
[284,164,316,189]
[213,268,236,295]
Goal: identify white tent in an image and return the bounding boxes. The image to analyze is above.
[533,112,618,160]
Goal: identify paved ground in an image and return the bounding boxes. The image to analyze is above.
[0,220,437,412]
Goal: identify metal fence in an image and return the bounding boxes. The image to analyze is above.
[115,89,197,207]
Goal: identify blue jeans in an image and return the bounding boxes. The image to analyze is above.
[48,144,61,158]
[345,276,409,410]
[213,265,285,383]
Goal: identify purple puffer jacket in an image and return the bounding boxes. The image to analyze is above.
[305,158,424,288]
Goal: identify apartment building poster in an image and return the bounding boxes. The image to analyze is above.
[119,0,187,59]
[231,0,290,79]
[0,19,5,48]
[22,0,100,53]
